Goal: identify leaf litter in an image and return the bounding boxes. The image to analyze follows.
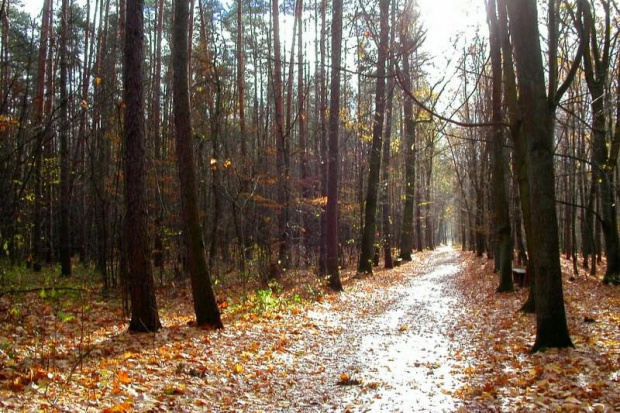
[0,247,618,411]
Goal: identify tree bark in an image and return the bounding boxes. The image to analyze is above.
[381,0,396,269]
[272,0,290,267]
[358,0,390,274]
[173,0,223,328]
[576,0,620,284]
[151,0,165,272]
[59,0,71,276]
[318,0,328,276]
[505,0,572,351]
[124,0,161,332]
[498,0,535,310]
[326,0,343,290]
[398,18,416,261]
[237,0,246,160]
[32,0,52,269]
[487,0,512,292]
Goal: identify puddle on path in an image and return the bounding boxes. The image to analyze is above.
[340,247,465,412]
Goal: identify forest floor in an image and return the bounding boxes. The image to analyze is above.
[1,246,619,412]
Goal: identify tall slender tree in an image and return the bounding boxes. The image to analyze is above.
[173,0,223,328]
[237,0,246,160]
[358,0,390,274]
[487,0,512,292]
[326,0,344,290]
[58,0,71,276]
[398,2,417,261]
[575,0,620,284]
[124,0,161,332]
[272,0,290,267]
[318,0,328,275]
[381,0,396,269]
[32,0,52,269]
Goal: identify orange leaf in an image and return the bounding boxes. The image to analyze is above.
[102,401,133,413]
[117,371,131,385]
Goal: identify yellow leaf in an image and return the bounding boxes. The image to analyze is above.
[164,386,185,395]
[398,325,409,332]
[95,77,102,85]
[545,363,562,373]
[232,363,243,374]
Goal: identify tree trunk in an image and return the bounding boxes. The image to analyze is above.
[398,18,416,261]
[498,0,535,310]
[381,1,396,269]
[576,1,620,284]
[124,0,161,332]
[59,0,71,276]
[151,0,165,272]
[172,0,223,328]
[237,0,246,160]
[505,0,572,351]
[326,0,343,290]
[272,0,290,267]
[297,0,309,200]
[32,0,52,269]
[358,0,390,274]
[318,0,328,276]
[487,0,512,292]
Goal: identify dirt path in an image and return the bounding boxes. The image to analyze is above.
[342,247,464,411]
[274,246,467,412]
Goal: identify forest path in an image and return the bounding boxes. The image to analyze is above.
[295,246,466,412]
[340,246,464,411]
[5,245,620,411]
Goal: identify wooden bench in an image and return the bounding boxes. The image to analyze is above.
[512,268,527,288]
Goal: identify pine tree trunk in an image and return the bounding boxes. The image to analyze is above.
[237,0,247,160]
[172,0,223,328]
[381,1,396,269]
[272,0,290,267]
[398,23,416,260]
[124,0,161,332]
[59,0,71,276]
[32,0,52,269]
[318,0,328,276]
[487,0,512,292]
[326,0,343,290]
[358,0,390,274]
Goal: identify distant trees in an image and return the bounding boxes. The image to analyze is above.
[575,0,620,284]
